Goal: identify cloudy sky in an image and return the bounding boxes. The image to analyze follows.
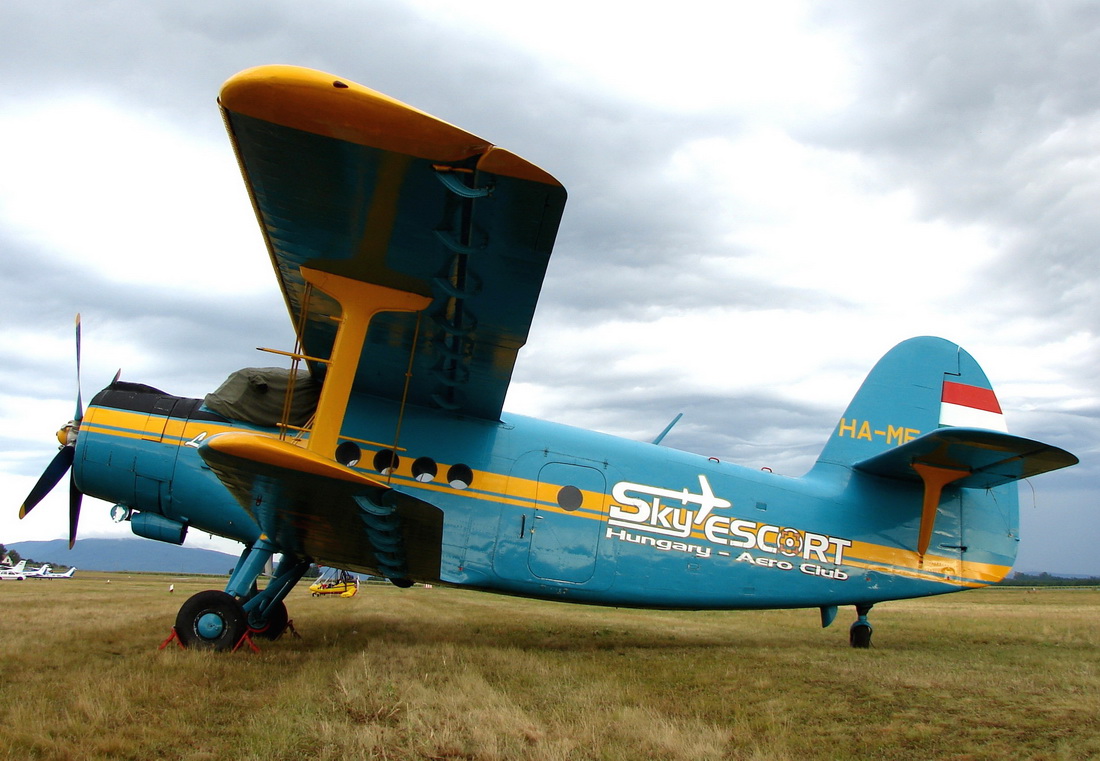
[1,0,1095,574]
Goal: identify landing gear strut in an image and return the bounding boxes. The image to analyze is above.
[171,539,310,650]
[849,603,873,648]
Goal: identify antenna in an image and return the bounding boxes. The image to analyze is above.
[651,413,683,445]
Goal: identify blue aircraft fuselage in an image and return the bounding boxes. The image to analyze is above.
[74,370,1016,615]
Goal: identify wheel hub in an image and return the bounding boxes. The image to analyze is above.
[196,611,226,639]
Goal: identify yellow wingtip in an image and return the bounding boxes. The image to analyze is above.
[219,65,561,185]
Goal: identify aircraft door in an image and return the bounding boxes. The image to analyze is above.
[527,463,606,584]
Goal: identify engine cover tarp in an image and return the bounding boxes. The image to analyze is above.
[203,367,319,428]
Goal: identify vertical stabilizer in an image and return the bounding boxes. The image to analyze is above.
[806,337,1079,580]
[814,336,1004,470]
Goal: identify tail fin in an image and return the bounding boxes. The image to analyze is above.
[815,336,1007,469]
[813,337,1077,568]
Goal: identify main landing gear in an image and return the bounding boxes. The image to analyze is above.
[172,539,310,651]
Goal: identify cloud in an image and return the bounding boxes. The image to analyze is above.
[809,2,1100,327]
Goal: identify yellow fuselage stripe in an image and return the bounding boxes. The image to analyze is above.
[81,406,1009,586]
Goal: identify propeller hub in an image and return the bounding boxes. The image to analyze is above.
[56,421,79,449]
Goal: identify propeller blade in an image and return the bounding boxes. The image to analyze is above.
[74,313,83,422]
[68,473,83,549]
[19,446,75,519]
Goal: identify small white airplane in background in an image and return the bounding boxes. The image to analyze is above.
[28,565,77,579]
[0,560,28,581]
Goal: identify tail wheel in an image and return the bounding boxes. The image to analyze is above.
[849,622,873,648]
[175,590,246,651]
[248,600,289,641]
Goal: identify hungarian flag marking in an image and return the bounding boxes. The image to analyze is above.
[939,380,1007,431]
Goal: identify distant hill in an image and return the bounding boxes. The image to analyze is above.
[7,538,239,575]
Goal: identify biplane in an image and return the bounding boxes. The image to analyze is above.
[19,66,1077,650]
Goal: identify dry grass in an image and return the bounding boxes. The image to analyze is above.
[1,575,1098,760]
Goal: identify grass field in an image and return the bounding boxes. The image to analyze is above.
[1,575,1097,760]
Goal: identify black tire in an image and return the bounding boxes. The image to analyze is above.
[248,600,289,641]
[849,622,873,648]
[175,590,247,651]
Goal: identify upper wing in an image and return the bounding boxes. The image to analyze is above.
[219,65,567,420]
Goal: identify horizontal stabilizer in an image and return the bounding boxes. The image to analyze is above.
[198,433,444,583]
[853,427,1078,488]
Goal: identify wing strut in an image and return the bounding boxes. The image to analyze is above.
[388,310,424,485]
[299,267,431,459]
[279,280,317,441]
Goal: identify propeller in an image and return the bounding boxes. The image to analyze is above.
[19,314,85,548]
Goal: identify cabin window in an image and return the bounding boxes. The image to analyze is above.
[447,464,473,490]
[556,485,583,511]
[412,457,437,483]
[335,441,361,467]
[373,449,400,475]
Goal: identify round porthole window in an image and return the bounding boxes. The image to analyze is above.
[556,485,583,511]
[335,441,361,467]
[447,463,473,490]
[412,457,438,483]
[373,449,400,475]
